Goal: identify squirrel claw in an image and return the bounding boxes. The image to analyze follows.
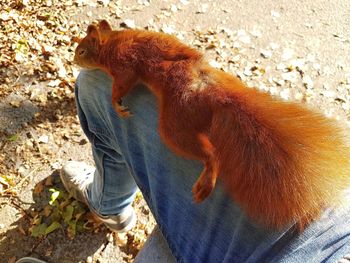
[192,174,215,203]
[113,102,132,118]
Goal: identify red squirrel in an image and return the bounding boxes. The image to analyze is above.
[74,20,350,230]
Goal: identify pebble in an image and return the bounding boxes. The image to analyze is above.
[209,60,222,69]
[260,49,272,59]
[276,63,286,71]
[269,42,279,50]
[269,86,278,95]
[38,135,49,144]
[243,66,253,76]
[341,103,349,111]
[294,92,304,101]
[180,0,189,5]
[281,48,294,61]
[281,71,298,82]
[237,29,251,44]
[302,75,314,89]
[271,10,281,18]
[250,26,262,38]
[161,25,176,34]
[121,19,136,29]
[322,90,336,98]
[280,88,290,100]
[289,59,305,70]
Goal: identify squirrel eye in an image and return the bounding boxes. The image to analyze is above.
[79,49,86,56]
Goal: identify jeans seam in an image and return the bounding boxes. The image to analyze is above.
[95,151,105,215]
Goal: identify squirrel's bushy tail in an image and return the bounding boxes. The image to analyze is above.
[210,87,350,229]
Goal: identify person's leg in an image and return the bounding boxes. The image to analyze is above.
[61,69,138,232]
[72,69,350,263]
[74,70,138,215]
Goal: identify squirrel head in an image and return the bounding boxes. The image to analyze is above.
[74,24,103,69]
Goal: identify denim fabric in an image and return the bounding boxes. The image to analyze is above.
[75,69,350,263]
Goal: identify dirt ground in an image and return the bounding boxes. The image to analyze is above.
[0,0,349,262]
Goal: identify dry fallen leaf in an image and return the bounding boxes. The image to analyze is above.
[33,181,45,194]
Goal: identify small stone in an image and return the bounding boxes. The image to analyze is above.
[313,63,321,70]
[237,29,251,44]
[257,84,269,92]
[322,90,336,98]
[273,78,284,86]
[281,48,294,61]
[269,42,279,50]
[170,4,178,12]
[246,81,256,88]
[47,79,61,87]
[271,10,281,18]
[99,0,109,6]
[269,86,278,95]
[232,41,241,49]
[38,135,49,144]
[243,66,253,76]
[303,75,314,89]
[306,53,316,62]
[260,49,272,58]
[342,103,350,111]
[196,4,209,14]
[161,25,176,34]
[50,162,61,170]
[209,60,222,69]
[281,71,298,82]
[121,19,136,29]
[294,92,304,101]
[322,83,331,90]
[289,59,305,70]
[236,71,246,81]
[280,88,290,100]
[10,100,21,108]
[18,166,27,176]
[276,63,286,71]
[107,232,114,242]
[250,26,262,38]
[1,11,9,21]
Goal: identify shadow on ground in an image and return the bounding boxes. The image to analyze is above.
[0,89,77,136]
[0,171,126,263]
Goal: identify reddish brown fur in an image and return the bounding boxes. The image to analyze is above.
[74,20,350,230]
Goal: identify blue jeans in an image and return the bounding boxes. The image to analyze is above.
[75,69,350,263]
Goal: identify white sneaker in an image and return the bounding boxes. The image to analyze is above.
[60,161,136,232]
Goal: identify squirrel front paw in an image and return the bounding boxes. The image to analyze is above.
[113,101,132,118]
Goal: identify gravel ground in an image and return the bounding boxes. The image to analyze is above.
[0,0,349,262]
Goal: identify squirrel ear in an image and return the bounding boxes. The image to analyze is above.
[99,20,113,32]
[87,24,100,41]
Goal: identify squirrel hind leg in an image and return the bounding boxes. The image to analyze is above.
[192,134,219,203]
[192,161,219,203]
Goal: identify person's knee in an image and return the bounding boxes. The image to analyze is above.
[76,69,112,101]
